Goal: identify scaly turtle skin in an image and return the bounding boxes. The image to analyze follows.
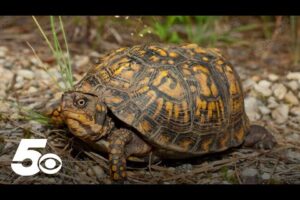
[49,44,276,182]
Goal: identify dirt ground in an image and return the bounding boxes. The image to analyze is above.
[0,16,300,184]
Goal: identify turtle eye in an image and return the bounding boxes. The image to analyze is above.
[75,97,87,108]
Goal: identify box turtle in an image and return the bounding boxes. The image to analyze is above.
[47,44,276,182]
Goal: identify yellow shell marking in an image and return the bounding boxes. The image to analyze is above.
[216,65,223,73]
[207,102,213,120]
[181,101,189,123]
[153,98,164,118]
[111,165,117,172]
[165,101,173,121]
[144,90,157,108]
[105,96,124,105]
[149,55,160,62]
[225,70,238,95]
[153,70,168,86]
[168,60,175,65]
[157,134,171,144]
[200,114,206,123]
[169,52,178,58]
[200,99,207,110]
[196,73,211,96]
[235,127,245,142]
[195,97,202,116]
[179,139,193,150]
[219,133,229,150]
[174,104,180,119]
[193,65,209,74]
[116,47,126,52]
[195,47,207,54]
[217,60,224,65]
[140,120,152,133]
[149,46,167,56]
[157,76,185,99]
[190,85,197,93]
[202,57,209,62]
[182,44,198,49]
[211,82,218,97]
[182,69,192,76]
[81,82,93,93]
[201,138,213,152]
[120,70,134,81]
[113,173,119,180]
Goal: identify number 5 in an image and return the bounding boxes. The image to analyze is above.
[11,139,47,176]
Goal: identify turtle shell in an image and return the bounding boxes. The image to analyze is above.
[75,44,250,158]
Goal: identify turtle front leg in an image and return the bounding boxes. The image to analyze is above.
[108,129,132,183]
[108,128,152,183]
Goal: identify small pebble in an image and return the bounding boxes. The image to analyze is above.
[17,69,35,80]
[271,104,289,124]
[254,80,272,97]
[287,72,300,80]
[272,83,287,100]
[28,86,38,93]
[286,80,299,91]
[261,173,271,180]
[290,106,300,116]
[284,91,299,105]
[268,74,279,81]
[92,166,105,178]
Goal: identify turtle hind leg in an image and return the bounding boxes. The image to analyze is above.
[243,125,277,149]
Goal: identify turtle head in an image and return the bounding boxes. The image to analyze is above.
[60,91,112,142]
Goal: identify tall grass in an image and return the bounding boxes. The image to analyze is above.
[290,16,299,65]
[32,16,73,91]
[21,16,74,124]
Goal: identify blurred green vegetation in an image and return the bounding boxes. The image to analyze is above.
[139,16,260,46]
[47,16,300,65]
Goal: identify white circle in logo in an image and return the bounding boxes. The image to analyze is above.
[38,153,62,174]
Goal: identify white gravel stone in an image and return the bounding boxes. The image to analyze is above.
[284,91,299,105]
[290,106,300,116]
[75,55,89,68]
[286,150,300,161]
[262,173,271,180]
[245,97,261,121]
[258,106,271,115]
[272,83,287,100]
[243,79,256,91]
[0,46,8,58]
[287,133,300,141]
[287,72,300,80]
[168,167,176,172]
[268,74,279,81]
[286,80,299,91]
[17,69,35,80]
[0,67,14,82]
[28,86,38,93]
[92,166,105,178]
[241,168,258,177]
[87,168,96,177]
[267,97,279,109]
[271,104,289,124]
[254,80,272,97]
